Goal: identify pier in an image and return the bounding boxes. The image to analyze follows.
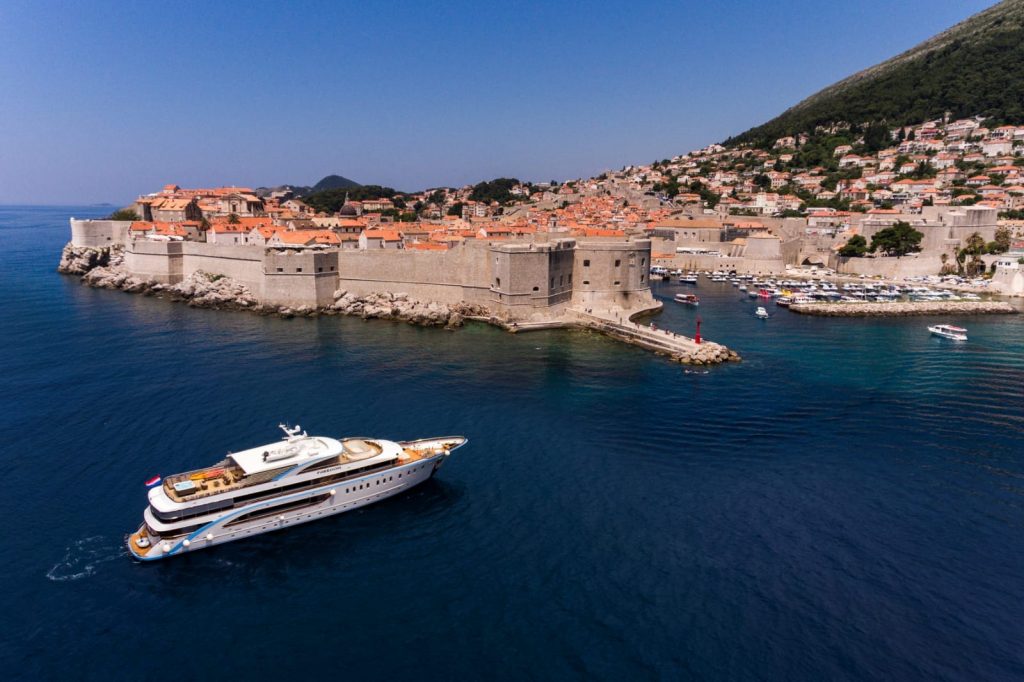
[571,308,739,365]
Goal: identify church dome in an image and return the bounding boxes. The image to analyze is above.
[339,203,358,217]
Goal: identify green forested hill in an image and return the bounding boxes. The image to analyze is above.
[728,0,1024,146]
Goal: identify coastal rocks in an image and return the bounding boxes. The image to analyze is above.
[790,300,1017,317]
[330,290,488,328]
[677,343,740,366]
[170,272,259,310]
[57,243,123,275]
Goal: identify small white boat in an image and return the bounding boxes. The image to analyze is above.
[776,296,792,307]
[679,274,698,284]
[928,324,967,341]
[674,293,699,306]
[755,306,769,319]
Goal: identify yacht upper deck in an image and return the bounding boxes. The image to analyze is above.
[159,433,396,504]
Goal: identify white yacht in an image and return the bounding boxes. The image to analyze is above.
[127,425,467,561]
[755,306,769,319]
[928,324,968,341]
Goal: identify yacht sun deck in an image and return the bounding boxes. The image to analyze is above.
[161,431,410,503]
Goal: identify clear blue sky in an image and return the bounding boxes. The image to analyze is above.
[0,0,997,204]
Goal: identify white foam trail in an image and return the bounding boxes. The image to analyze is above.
[46,536,126,582]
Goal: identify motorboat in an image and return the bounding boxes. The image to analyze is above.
[928,324,967,341]
[674,293,699,305]
[755,306,769,319]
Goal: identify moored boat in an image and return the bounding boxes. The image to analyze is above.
[126,425,467,561]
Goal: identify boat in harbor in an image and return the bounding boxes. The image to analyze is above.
[776,296,792,307]
[755,306,769,319]
[674,293,699,305]
[679,273,698,284]
[928,324,968,341]
[126,425,468,561]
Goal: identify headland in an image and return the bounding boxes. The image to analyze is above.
[59,205,738,365]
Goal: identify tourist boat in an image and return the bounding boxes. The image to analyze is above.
[126,425,468,561]
[755,306,769,319]
[679,274,698,284]
[674,293,699,305]
[928,324,968,341]
[776,296,792,307]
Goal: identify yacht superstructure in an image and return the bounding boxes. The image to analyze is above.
[127,425,467,560]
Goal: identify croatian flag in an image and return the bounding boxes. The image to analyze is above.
[145,475,162,488]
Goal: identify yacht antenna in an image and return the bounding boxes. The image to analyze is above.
[278,423,306,440]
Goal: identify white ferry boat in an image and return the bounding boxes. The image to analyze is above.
[928,324,968,341]
[674,293,699,305]
[127,425,467,561]
[679,274,698,284]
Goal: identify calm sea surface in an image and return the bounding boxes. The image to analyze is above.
[1,206,1023,680]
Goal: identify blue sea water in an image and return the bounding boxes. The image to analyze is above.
[1,205,1023,680]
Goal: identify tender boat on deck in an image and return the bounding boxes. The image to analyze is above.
[127,425,467,560]
[928,324,968,341]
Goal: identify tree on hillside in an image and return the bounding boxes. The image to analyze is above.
[862,122,890,152]
[107,208,139,221]
[838,234,868,257]
[447,202,464,217]
[469,178,520,205]
[869,221,923,257]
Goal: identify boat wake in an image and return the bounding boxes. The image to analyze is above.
[46,536,125,582]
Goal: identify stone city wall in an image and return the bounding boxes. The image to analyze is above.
[830,252,945,278]
[70,219,131,247]
[336,242,493,306]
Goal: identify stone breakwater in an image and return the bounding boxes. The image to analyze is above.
[790,300,1017,317]
[576,311,740,366]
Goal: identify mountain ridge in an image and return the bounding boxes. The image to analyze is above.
[728,0,1024,146]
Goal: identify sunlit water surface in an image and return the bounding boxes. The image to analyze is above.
[1,206,1022,680]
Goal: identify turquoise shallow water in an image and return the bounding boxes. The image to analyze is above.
[1,206,1023,680]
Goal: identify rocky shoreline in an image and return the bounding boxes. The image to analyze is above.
[790,300,1017,317]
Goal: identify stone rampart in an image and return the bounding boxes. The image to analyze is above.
[831,253,944,278]
[70,219,131,247]
[336,243,493,306]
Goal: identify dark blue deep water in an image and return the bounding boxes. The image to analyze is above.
[2,206,1023,680]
